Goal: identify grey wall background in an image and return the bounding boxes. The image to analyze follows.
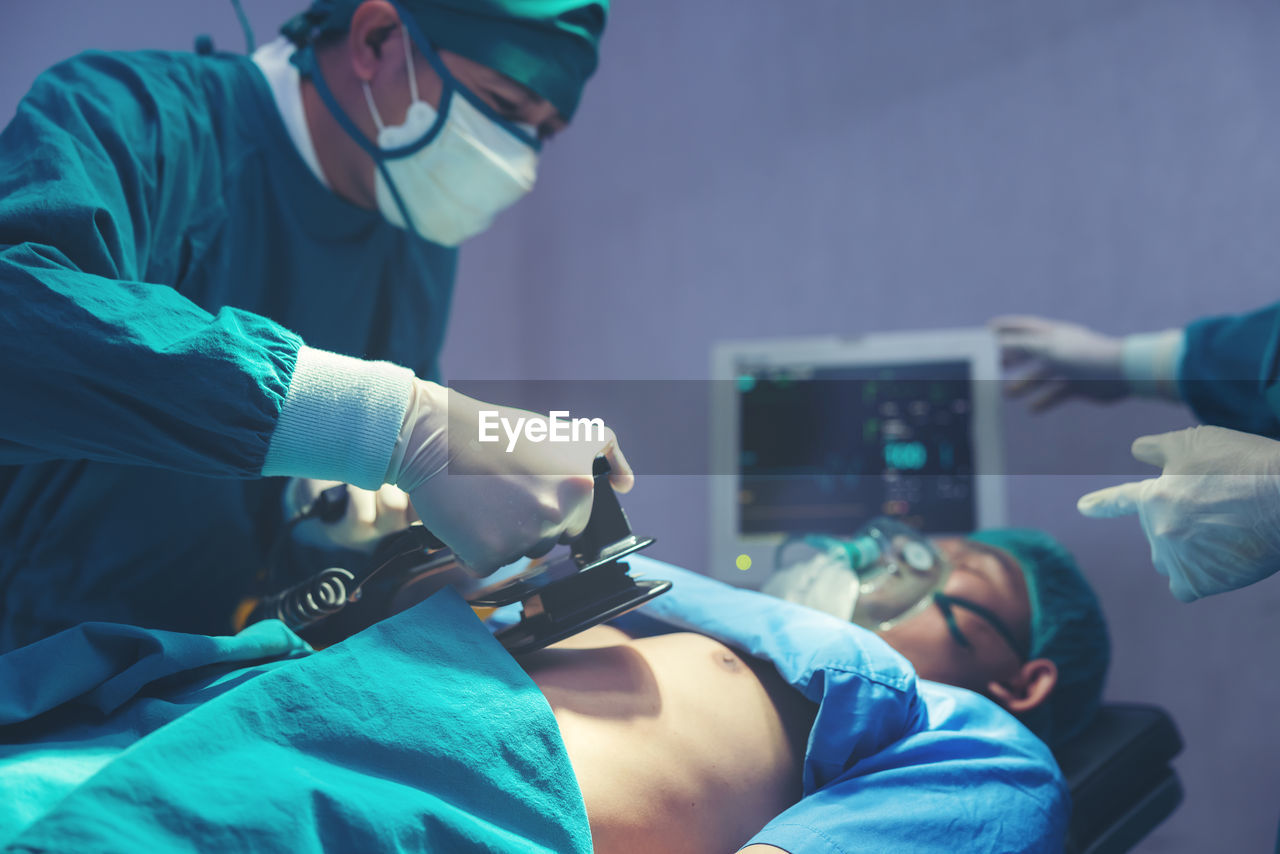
[5,1,1279,850]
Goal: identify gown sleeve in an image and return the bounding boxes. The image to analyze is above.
[0,53,298,477]
[1179,302,1280,437]
[0,53,409,486]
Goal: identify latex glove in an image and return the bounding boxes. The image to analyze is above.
[385,380,633,576]
[991,315,1127,411]
[284,479,418,553]
[1077,425,1280,602]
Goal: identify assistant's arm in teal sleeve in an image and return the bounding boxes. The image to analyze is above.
[1178,303,1280,437]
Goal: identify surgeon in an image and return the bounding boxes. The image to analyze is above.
[994,310,1280,603]
[0,0,626,652]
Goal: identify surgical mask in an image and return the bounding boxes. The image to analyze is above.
[360,31,539,246]
[301,12,541,247]
[763,517,950,628]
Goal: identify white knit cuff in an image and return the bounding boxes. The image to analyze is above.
[1121,329,1186,400]
[262,345,415,489]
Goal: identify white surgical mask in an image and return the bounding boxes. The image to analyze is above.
[362,31,539,246]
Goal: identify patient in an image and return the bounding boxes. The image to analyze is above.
[0,528,1102,854]
[506,528,1108,854]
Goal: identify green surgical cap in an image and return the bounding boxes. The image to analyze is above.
[967,528,1110,747]
[283,0,608,120]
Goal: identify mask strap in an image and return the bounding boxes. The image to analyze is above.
[934,592,1028,660]
[298,45,383,160]
[933,593,973,650]
[362,83,386,134]
[402,26,421,105]
[387,0,541,152]
[360,30,418,136]
[299,43,443,162]
[294,45,422,235]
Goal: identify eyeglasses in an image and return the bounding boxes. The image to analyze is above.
[932,592,1028,661]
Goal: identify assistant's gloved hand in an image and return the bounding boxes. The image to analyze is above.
[284,479,418,553]
[384,380,633,576]
[991,315,1127,411]
[1077,425,1280,602]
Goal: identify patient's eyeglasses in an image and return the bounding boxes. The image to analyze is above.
[932,592,1028,661]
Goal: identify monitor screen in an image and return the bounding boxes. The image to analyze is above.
[736,360,976,535]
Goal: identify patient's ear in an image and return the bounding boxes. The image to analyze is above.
[986,657,1058,715]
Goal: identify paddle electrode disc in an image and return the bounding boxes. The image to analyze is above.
[487,560,669,655]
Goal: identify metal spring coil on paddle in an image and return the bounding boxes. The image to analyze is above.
[265,566,358,630]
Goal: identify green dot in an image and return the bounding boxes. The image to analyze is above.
[735,554,753,571]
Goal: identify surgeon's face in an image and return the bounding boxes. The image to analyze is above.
[437,50,567,140]
[366,38,566,140]
[350,1,566,141]
[310,1,566,210]
[876,538,1032,695]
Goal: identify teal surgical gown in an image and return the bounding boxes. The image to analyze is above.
[0,591,591,853]
[0,49,456,651]
[1181,302,1280,436]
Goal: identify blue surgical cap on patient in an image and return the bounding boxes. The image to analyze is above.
[967,528,1110,747]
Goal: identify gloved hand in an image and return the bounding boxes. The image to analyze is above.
[284,479,419,553]
[991,315,1127,411]
[1077,425,1280,602]
[384,380,633,576]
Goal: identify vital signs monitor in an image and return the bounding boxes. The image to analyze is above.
[709,329,1006,586]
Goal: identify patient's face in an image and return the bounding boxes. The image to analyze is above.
[876,538,1032,695]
